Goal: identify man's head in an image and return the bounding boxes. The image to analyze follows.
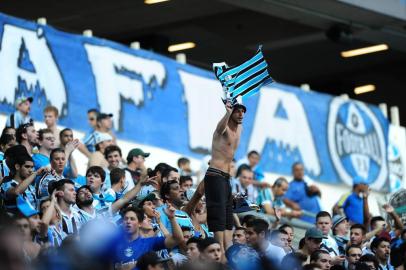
[316,211,332,236]
[304,227,325,254]
[230,104,245,125]
[310,250,331,270]
[50,148,66,174]
[247,150,260,168]
[43,106,59,127]
[13,155,34,179]
[160,180,183,206]
[279,224,294,247]
[370,237,390,264]
[86,166,106,193]
[245,218,269,249]
[94,132,113,153]
[16,122,38,146]
[359,254,379,270]
[346,245,362,267]
[38,129,56,152]
[233,227,247,245]
[15,95,32,115]
[59,128,73,147]
[186,237,201,260]
[13,214,32,240]
[370,216,386,231]
[179,176,193,192]
[97,113,113,130]
[76,185,93,208]
[139,193,157,218]
[198,237,222,263]
[136,252,167,270]
[110,168,126,190]
[270,229,289,249]
[177,157,191,172]
[272,177,289,197]
[161,167,180,183]
[121,207,144,236]
[104,145,122,169]
[55,179,76,205]
[181,226,194,242]
[350,224,366,247]
[332,215,349,236]
[0,133,16,153]
[126,148,150,168]
[237,165,254,188]
[292,162,304,180]
[87,109,99,129]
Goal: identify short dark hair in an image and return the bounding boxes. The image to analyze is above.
[104,145,122,160]
[181,226,191,232]
[241,214,256,226]
[236,164,252,178]
[86,166,106,182]
[370,216,385,228]
[87,108,99,114]
[310,249,329,262]
[346,244,362,256]
[50,148,65,161]
[235,226,246,232]
[121,207,144,222]
[38,128,53,141]
[279,223,293,232]
[350,224,366,235]
[370,237,390,252]
[316,211,332,222]
[110,168,125,185]
[151,163,170,177]
[292,162,303,170]
[179,175,192,185]
[54,179,75,193]
[59,128,72,140]
[273,177,288,188]
[161,167,178,180]
[0,133,15,147]
[246,218,269,236]
[197,237,220,252]
[15,122,34,144]
[359,254,379,270]
[186,237,201,246]
[160,180,178,201]
[247,150,260,157]
[177,157,190,167]
[15,154,33,167]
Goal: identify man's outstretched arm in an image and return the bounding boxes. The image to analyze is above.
[215,101,233,135]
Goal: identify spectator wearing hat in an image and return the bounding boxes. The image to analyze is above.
[136,251,171,270]
[126,147,150,184]
[331,215,350,255]
[87,132,113,168]
[16,121,38,156]
[298,227,326,263]
[96,112,116,144]
[6,95,33,129]
[245,218,286,265]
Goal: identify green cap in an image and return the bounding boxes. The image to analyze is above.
[305,227,326,239]
[127,148,150,160]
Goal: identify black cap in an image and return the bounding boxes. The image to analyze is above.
[97,113,113,121]
[233,103,247,113]
[136,252,171,270]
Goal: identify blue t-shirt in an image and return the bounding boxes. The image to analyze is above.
[156,204,195,235]
[32,153,50,171]
[114,236,166,264]
[342,192,364,224]
[284,179,321,223]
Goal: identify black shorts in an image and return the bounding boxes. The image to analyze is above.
[204,167,233,232]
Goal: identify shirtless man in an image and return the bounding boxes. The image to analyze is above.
[204,101,246,253]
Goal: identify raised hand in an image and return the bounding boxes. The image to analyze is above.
[65,139,79,156]
[225,101,233,113]
[165,203,176,220]
[35,166,51,176]
[382,204,395,214]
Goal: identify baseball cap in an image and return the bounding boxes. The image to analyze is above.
[305,227,327,239]
[127,148,150,160]
[96,113,113,121]
[15,95,33,106]
[138,192,158,208]
[332,215,348,229]
[94,132,113,145]
[136,252,171,270]
[233,103,247,113]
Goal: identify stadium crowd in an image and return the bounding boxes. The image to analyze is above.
[1,95,406,270]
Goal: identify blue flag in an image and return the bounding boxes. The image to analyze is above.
[213,46,273,103]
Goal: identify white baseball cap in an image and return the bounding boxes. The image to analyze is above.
[94,132,113,145]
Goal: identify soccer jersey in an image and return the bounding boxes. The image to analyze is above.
[103,169,135,195]
[156,204,195,235]
[114,236,166,265]
[60,207,82,235]
[36,173,64,200]
[48,224,68,247]
[6,111,32,129]
[0,179,37,214]
[32,153,50,171]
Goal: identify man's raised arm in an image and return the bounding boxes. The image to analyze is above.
[215,102,233,135]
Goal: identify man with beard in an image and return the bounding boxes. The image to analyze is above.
[16,121,38,156]
[204,101,246,252]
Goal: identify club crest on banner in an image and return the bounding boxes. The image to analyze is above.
[328,98,388,189]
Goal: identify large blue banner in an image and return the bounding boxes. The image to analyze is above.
[0,13,389,190]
